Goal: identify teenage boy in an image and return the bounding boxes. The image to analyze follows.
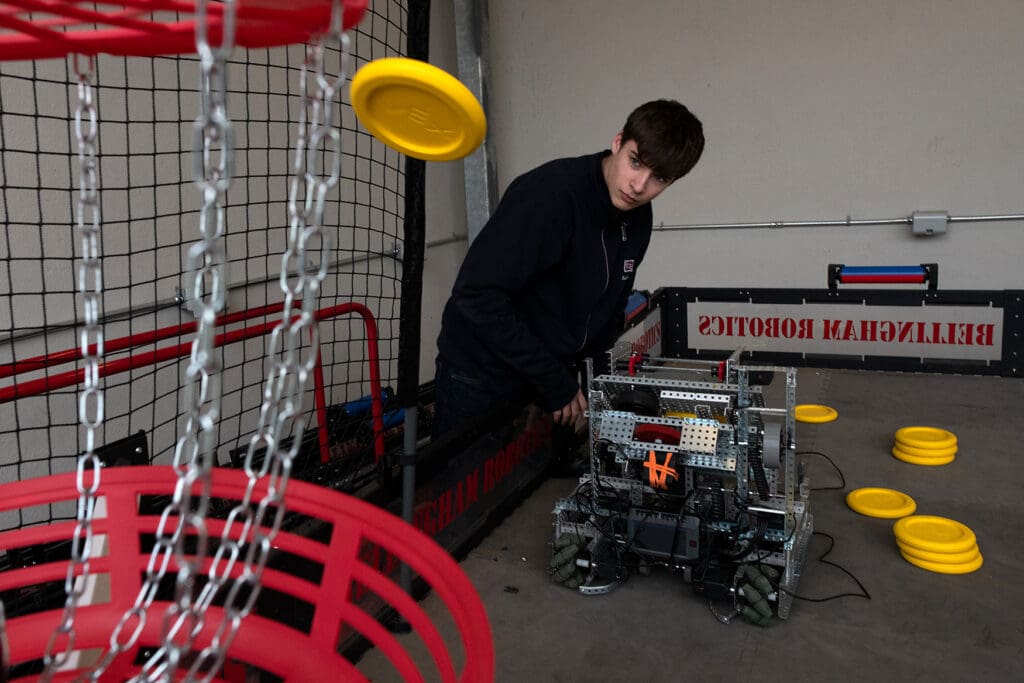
[433,99,705,438]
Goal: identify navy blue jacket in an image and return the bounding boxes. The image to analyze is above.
[437,151,653,410]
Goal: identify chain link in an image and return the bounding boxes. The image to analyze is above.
[38,53,105,682]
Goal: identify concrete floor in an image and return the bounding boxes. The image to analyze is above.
[358,368,1024,682]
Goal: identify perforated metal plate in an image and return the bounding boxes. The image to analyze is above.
[679,423,719,454]
[595,411,638,444]
[687,454,737,472]
[660,390,733,419]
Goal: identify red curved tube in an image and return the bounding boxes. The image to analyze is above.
[0,301,387,463]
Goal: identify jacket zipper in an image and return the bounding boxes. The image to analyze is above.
[578,227,613,352]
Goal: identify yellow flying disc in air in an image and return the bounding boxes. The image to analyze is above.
[846,487,917,519]
[794,404,838,424]
[899,548,984,574]
[893,515,977,554]
[894,426,957,450]
[350,57,486,161]
[891,446,955,467]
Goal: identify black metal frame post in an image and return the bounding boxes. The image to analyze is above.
[396,0,431,595]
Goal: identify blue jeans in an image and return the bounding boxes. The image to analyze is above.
[432,357,524,439]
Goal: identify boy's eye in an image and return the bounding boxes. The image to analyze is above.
[655,175,670,185]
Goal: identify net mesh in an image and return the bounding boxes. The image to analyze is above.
[0,1,410,534]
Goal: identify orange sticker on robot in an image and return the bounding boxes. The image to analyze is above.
[644,450,677,489]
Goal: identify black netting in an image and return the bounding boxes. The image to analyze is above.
[0,1,412,535]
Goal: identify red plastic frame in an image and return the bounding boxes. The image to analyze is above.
[0,300,387,463]
[0,466,495,682]
[633,424,683,445]
[0,1,369,61]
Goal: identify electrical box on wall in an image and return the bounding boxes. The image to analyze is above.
[912,210,948,236]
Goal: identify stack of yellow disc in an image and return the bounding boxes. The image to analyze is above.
[892,426,957,466]
[893,515,983,574]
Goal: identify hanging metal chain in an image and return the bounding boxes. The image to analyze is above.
[136,2,347,681]
[73,3,234,681]
[39,53,106,682]
[129,1,237,680]
[175,8,349,681]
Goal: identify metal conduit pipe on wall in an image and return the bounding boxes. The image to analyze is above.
[652,212,1024,232]
[415,212,1024,253]
[5,231,472,350]
[0,249,404,346]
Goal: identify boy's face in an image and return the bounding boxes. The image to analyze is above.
[602,132,674,211]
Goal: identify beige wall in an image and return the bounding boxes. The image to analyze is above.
[423,0,1023,317]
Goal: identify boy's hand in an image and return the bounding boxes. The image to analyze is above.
[553,388,587,426]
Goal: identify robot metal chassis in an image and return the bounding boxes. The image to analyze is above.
[552,347,813,620]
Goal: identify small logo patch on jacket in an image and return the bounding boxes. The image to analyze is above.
[623,259,635,273]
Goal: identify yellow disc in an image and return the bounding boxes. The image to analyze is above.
[897,540,980,565]
[794,404,838,424]
[350,58,486,161]
[894,426,957,450]
[892,439,958,458]
[893,515,977,554]
[899,548,983,574]
[891,446,955,466]
[846,487,917,519]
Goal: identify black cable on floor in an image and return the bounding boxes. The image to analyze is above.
[797,450,846,491]
[776,531,871,602]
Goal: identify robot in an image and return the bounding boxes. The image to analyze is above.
[551,345,813,624]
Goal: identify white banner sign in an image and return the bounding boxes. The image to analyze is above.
[687,301,1003,361]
